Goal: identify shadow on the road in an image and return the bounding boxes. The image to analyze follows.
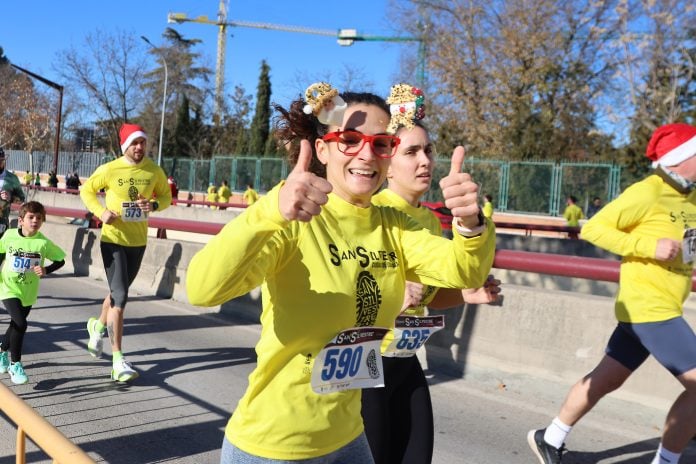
[0,310,259,464]
[566,437,696,463]
[424,302,478,385]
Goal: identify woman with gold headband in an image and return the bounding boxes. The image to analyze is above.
[187,82,495,463]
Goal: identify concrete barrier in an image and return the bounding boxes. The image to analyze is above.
[30,192,693,411]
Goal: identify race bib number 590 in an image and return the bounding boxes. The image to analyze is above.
[311,327,388,394]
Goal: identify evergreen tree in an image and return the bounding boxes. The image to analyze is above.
[172,95,193,157]
[249,60,271,156]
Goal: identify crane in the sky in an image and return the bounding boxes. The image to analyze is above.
[167,0,425,124]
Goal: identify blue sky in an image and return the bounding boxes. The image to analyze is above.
[1,0,414,113]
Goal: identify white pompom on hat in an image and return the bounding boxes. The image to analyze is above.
[119,123,148,154]
[646,123,696,167]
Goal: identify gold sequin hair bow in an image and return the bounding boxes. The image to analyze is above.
[302,82,347,126]
[386,83,426,134]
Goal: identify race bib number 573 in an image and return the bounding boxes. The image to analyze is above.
[311,327,388,394]
[121,202,146,222]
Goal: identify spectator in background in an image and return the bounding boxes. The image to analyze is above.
[218,180,231,210]
[586,196,603,219]
[33,173,40,187]
[0,149,25,237]
[562,195,584,239]
[47,171,58,188]
[23,172,32,186]
[482,194,494,219]
[206,183,218,209]
[167,176,179,204]
[65,171,81,192]
[242,183,259,206]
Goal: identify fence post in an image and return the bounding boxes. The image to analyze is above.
[499,161,510,212]
[550,163,562,216]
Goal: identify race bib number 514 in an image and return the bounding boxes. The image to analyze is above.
[10,252,41,273]
[311,327,388,394]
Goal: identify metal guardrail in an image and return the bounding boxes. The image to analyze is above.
[37,203,696,289]
[0,382,94,464]
[33,202,696,290]
[421,202,581,236]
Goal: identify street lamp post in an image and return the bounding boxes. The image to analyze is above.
[337,29,426,89]
[141,36,168,166]
[10,64,63,174]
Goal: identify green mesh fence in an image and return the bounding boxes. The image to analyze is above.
[4,149,625,217]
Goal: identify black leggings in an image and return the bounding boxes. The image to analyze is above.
[100,242,145,309]
[1,298,32,362]
[361,356,434,464]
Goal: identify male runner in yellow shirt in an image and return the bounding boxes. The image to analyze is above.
[529,123,696,464]
[80,123,171,382]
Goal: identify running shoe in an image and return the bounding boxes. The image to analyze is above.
[111,359,139,382]
[527,429,565,464]
[0,351,9,374]
[9,362,28,385]
[87,317,105,358]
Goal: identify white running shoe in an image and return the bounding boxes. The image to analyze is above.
[87,317,105,358]
[9,362,28,385]
[111,359,139,382]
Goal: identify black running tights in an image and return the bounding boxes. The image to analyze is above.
[362,356,434,464]
[1,298,32,362]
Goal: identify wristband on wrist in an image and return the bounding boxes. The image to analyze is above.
[453,212,486,237]
[150,200,159,211]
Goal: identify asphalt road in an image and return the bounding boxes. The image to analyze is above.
[0,273,693,463]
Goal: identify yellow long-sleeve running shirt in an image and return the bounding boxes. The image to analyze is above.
[582,173,696,323]
[80,156,171,247]
[187,182,495,460]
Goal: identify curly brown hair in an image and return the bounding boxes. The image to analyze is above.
[273,92,389,178]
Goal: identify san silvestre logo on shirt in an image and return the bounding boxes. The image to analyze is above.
[7,245,38,256]
[117,177,150,188]
[328,243,399,269]
[669,210,696,226]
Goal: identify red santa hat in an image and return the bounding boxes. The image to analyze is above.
[646,123,696,167]
[119,123,148,154]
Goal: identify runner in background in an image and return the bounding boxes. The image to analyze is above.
[0,149,25,238]
[218,180,231,210]
[242,183,259,206]
[0,201,65,384]
[80,123,171,382]
[364,84,501,464]
[528,123,696,464]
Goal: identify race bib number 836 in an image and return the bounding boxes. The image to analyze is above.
[383,315,445,358]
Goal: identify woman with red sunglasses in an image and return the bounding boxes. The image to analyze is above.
[187,84,495,464]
